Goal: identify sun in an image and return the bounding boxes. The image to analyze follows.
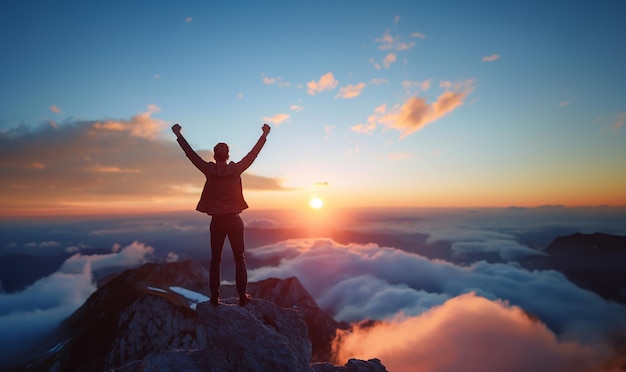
[309,197,324,210]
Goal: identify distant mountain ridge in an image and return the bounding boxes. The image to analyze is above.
[520,232,626,304]
[12,260,386,371]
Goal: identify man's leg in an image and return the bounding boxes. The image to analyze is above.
[209,216,227,306]
[227,215,249,305]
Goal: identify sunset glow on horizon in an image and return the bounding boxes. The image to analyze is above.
[1,1,625,217]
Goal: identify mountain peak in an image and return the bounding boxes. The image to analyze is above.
[18,261,386,371]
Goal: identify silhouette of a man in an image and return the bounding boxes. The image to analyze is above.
[172,123,271,306]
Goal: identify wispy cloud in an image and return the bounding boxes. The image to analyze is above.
[402,79,432,94]
[87,166,142,173]
[324,125,336,139]
[382,53,397,68]
[261,73,290,88]
[49,105,61,113]
[335,83,366,99]
[387,152,413,161]
[614,112,626,130]
[369,78,388,86]
[351,104,386,134]
[374,31,395,50]
[290,105,304,112]
[375,30,418,52]
[482,53,500,62]
[262,113,290,125]
[184,17,192,23]
[369,58,381,70]
[395,41,416,51]
[306,72,338,95]
[24,241,61,248]
[410,32,426,39]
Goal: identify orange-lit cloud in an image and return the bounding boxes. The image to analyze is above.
[88,166,142,173]
[0,106,285,215]
[351,104,386,134]
[387,152,412,161]
[402,79,432,94]
[354,79,475,138]
[369,58,381,70]
[374,30,417,52]
[332,293,603,372]
[324,125,336,139]
[247,237,625,370]
[262,113,290,125]
[374,31,395,50]
[92,104,163,139]
[369,78,388,86]
[395,41,415,51]
[307,72,338,95]
[335,83,366,99]
[613,112,626,129]
[382,53,396,68]
[261,73,290,87]
[49,105,61,113]
[290,105,304,112]
[482,53,500,62]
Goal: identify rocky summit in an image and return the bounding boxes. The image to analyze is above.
[16,260,386,371]
[119,298,313,371]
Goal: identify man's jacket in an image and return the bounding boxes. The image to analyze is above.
[176,134,266,215]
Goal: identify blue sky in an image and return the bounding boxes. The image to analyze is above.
[1,0,625,215]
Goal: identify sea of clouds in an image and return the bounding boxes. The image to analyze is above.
[1,207,625,370]
[247,237,625,371]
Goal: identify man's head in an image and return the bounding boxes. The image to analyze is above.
[213,142,229,162]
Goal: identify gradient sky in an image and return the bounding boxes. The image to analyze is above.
[1,0,625,216]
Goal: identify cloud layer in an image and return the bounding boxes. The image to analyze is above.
[332,293,605,372]
[0,241,154,364]
[0,106,284,214]
[248,238,626,371]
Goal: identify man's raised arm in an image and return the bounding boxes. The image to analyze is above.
[237,124,271,172]
[172,124,207,170]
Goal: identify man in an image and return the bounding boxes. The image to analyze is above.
[172,123,271,306]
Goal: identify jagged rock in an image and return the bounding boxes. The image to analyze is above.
[312,358,388,372]
[16,261,386,372]
[221,276,345,361]
[120,297,313,371]
[196,297,312,370]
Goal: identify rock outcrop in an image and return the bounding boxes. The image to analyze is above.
[116,297,313,371]
[221,276,345,361]
[17,260,385,371]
